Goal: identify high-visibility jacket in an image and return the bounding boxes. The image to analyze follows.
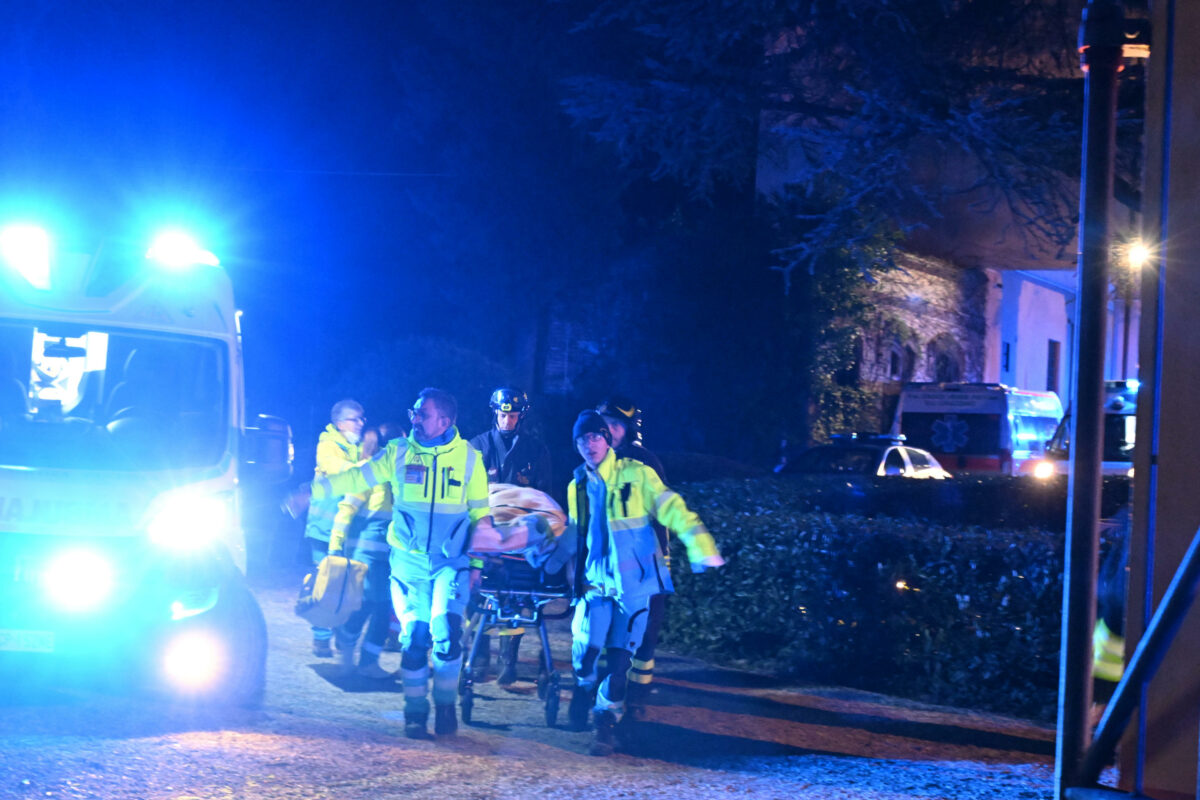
[311,428,489,579]
[565,448,720,602]
[304,424,362,543]
[329,481,393,555]
[1093,619,1125,683]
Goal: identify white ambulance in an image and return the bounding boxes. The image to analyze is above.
[0,223,291,705]
[894,382,1064,476]
[1030,379,1138,479]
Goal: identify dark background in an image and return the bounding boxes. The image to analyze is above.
[0,2,740,478]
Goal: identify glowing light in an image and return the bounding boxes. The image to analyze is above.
[162,631,225,691]
[1032,460,1057,480]
[147,491,232,551]
[41,549,114,611]
[0,224,52,289]
[145,230,220,269]
[1126,240,1151,270]
[895,580,909,591]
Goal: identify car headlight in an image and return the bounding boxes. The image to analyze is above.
[1032,460,1057,480]
[147,490,234,552]
[42,549,115,611]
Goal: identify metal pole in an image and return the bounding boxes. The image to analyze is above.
[1056,2,1125,796]
[1080,525,1200,785]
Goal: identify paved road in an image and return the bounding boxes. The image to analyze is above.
[0,573,1061,799]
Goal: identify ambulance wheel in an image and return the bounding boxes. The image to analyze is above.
[461,687,474,724]
[156,579,267,710]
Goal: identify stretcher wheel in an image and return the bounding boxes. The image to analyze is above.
[536,667,549,700]
[461,687,474,724]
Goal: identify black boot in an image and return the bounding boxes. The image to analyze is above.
[404,709,430,739]
[568,686,592,731]
[434,704,457,736]
[497,634,522,686]
[589,710,617,756]
[312,637,333,658]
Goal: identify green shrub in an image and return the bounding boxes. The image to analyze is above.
[665,477,1122,721]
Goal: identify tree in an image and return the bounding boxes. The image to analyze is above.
[560,0,1092,443]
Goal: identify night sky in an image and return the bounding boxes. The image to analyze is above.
[0,2,623,451]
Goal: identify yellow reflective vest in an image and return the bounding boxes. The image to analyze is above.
[304,424,362,543]
[311,428,489,577]
[566,449,719,601]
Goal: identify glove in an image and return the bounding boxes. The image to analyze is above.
[690,554,726,573]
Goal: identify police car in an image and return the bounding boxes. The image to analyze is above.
[780,433,952,479]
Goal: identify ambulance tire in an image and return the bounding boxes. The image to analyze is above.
[211,580,268,709]
[155,580,268,710]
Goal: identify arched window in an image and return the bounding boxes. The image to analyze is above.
[927,334,963,383]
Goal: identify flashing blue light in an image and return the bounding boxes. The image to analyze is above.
[1128,379,1140,392]
[0,224,52,289]
[145,230,220,269]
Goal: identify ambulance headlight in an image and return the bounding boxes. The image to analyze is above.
[1032,460,1057,480]
[147,491,233,552]
[42,549,115,611]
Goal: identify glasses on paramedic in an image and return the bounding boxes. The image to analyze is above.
[408,407,440,422]
[577,432,607,445]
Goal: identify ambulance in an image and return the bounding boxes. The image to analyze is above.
[894,382,1064,475]
[0,222,291,706]
[1030,379,1138,479]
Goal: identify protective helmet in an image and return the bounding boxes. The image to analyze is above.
[489,386,531,414]
[595,395,643,445]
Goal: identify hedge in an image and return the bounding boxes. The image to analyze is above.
[663,477,1125,721]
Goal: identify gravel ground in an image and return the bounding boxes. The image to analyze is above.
[0,573,1075,800]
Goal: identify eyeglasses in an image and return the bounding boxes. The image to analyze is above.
[341,416,366,425]
[408,407,439,422]
[577,432,607,444]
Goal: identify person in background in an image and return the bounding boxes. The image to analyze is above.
[468,386,554,685]
[303,399,367,658]
[563,410,724,756]
[328,423,395,679]
[308,388,489,739]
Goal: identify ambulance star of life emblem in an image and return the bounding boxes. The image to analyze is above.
[931,415,969,452]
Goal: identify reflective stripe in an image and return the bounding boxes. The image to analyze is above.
[654,490,680,513]
[463,445,476,486]
[362,466,380,489]
[315,476,333,497]
[630,657,654,671]
[611,516,649,531]
[343,495,365,510]
[467,498,489,509]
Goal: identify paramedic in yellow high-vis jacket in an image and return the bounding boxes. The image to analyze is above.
[303,399,367,657]
[310,388,490,739]
[327,426,394,680]
[561,410,723,756]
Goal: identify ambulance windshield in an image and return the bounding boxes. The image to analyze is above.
[0,322,228,471]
